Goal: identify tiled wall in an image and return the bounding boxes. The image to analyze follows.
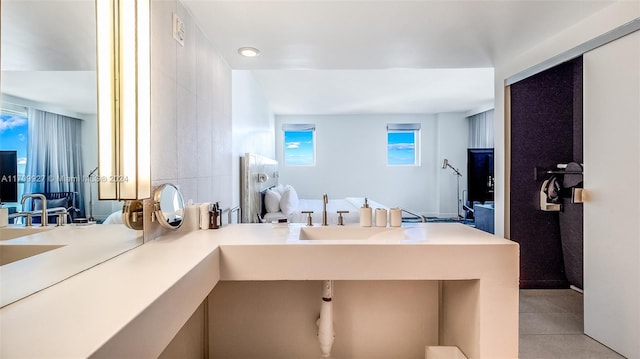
[150,0,233,210]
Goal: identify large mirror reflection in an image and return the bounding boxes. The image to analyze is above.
[0,0,143,307]
[1,0,123,222]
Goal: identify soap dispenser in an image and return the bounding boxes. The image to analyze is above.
[209,202,222,229]
[360,198,372,227]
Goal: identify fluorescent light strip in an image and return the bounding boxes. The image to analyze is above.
[119,0,137,199]
[137,0,151,199]
[96,0,151,200]
[96,0,117,199]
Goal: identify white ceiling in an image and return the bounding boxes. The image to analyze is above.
[1,0,96,115]
[250,68,494,115]
[182,0,615,115]
[1,0,617,116]
[184,0,613,70]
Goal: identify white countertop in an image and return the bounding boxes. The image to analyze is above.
[0,224,143,307]
[0,223,519,358]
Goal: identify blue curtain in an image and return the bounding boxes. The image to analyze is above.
[24,109,85,216]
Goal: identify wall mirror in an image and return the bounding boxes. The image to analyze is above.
[0,0,144,307]
[1,0,127,221]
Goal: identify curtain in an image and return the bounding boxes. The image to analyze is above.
[24,109,85,216]
[468,109,494,149]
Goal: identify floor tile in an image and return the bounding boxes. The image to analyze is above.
[519,289,624,358]
[519,334,625,359]
[520,290,583,314]
[519,312,583,335]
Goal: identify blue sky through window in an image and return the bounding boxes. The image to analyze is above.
[0,113,28,176]
[284,130,314,165]
[387,131,416,165]
[1,111,28,206]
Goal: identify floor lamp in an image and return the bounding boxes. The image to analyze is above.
[442,159,462,220]
[88,167,98,222]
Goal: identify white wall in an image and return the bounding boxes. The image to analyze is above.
[231,70,275,209]
[150,0,232,210]
[436,112,469,217]
[493,1,640,238]
[275,114,468,217]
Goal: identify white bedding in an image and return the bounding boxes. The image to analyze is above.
[263,197,389,224]
[103,210,123,224]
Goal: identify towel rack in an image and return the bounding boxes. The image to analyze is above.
[534,166,583,181]
[223,206,241,224]
[400,208,426,223]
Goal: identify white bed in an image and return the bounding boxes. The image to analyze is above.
[260,185,389,224]
[103,210,123,224]
[241,154,408,224]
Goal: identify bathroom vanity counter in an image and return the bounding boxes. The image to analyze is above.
[0,224,143,307]
[0,223,518,359]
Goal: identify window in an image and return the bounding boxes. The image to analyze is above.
[283,124,315,166]
[0,105,29,208]
[387,123,420,166]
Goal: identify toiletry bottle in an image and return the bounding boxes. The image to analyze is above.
[375,208,388,227]
[360,198,372,227]
[216,202,222,228]
[209,203,220,229]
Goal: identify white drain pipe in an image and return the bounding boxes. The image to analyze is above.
[317,280,335,357]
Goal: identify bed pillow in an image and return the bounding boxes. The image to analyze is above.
[280,185,299,216]
[274,184,287,195]
[264,189,281,213]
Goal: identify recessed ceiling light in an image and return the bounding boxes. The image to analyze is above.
[238,47,260,57]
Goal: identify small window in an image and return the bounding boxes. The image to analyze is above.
[0,105,29,208]
[283,124,315,166]
[387,123,420,166]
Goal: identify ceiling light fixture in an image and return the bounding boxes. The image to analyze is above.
[238,47,260,57]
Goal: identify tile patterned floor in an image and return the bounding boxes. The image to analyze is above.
[519,289,626,359]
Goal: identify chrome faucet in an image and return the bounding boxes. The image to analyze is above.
[21,194,48,227]
[322,193,328,226]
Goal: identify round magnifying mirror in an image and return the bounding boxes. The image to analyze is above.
[153,183,185,230]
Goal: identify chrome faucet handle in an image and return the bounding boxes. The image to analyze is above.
[301,211,314,226]
[21,194,48,227]
[25,213,33,227]
[56,211,68,226]
[336,210,349,226]
[56,213,64,226]
[321,194,329,226]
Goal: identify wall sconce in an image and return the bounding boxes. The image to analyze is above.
[96,0,151,200]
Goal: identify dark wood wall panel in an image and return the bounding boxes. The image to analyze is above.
[510,58,582,288]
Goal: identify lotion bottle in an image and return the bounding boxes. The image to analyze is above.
[360,198,372,227]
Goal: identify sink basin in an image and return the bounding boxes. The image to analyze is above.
[0,226,55,241]
[298,226,404,240]
[0,244,65,266]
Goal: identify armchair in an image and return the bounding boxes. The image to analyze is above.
[25,192,80,224]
